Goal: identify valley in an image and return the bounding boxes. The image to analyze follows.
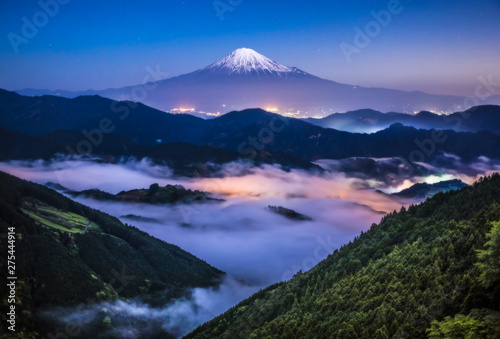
[1,89,500,337]
[1,4,499,336]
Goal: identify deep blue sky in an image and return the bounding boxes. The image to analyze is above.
[1,0,499,95]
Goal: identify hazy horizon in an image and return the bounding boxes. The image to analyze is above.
[1,1,500,96]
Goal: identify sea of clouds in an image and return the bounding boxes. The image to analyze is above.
[1,155,496,337]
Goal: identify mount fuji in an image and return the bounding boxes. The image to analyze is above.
[200,48,308,77]
[16,48,500,116]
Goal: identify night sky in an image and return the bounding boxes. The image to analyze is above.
[1,0,499,95]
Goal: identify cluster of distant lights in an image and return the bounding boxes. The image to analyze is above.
[169,104,462,118]
[264,107,339,119]
[170,107,222,117]
[266,107,313,118]
[267,106,460,117]
[171,108,195,113]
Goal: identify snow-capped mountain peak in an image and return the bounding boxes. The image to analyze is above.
[204,48,307,76]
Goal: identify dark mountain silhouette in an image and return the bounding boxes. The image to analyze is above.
[202,117,500,162]
[2,90,500,167]
[0,125,318,176]
[0,89,206,144]
[304,106,500,133]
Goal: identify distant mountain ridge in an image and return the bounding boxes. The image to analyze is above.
[304,106,500,134]
[1,90,500,168]
[0,125,318,176]
[14,48,500,114]
[2,113,500,176]
[3,90,500,142]
[392,179,469,199]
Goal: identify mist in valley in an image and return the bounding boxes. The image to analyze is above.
[0,156,495,337]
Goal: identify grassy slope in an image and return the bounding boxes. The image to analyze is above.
[187,174,500,339]
[21,202,101,234]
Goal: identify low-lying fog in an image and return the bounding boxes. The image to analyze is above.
[1,155,497,337]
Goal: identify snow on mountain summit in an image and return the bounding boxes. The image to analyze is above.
[204,48,308,76]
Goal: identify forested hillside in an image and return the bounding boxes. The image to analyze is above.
[187,174,500,338]
[0,171,224,338]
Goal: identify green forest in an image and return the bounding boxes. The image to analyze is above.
[0,171,224,338]
[187,173,500,338]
